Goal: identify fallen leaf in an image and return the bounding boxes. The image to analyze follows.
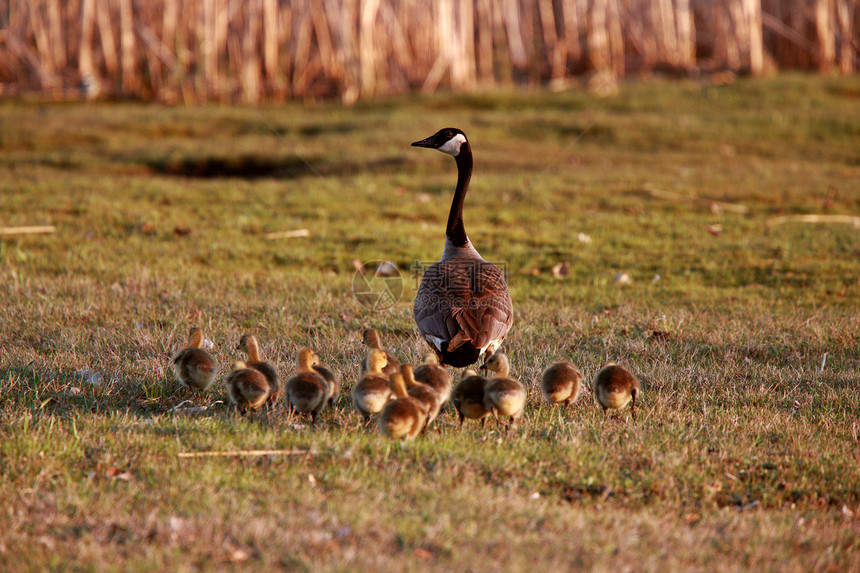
[615,272,631,285]
[576,232,592,243]
[414,548,433,560]
[352,259,366,275]
[173,226,192,237]
[684,512,701,526]
[706,224,722,236]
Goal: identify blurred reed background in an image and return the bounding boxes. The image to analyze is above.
[0,0,856,103]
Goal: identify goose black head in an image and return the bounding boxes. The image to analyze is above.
[411,128,468,157]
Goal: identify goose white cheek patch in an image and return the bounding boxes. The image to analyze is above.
[438,133,467,156]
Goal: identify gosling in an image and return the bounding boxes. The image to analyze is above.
[482,352,527,429]
[312,351,340,407]
[360,328,401,376]
[451,368,491,428]
[540,361,584,407]
[378,373,429,440]
[401,364,443,429]
[226,361,271,415]
[352,349,392,424]
[284,347,331,425]
[237,334,280,405]
[413,353,452,404]
[171,327,218,392]
[593,362,641,421]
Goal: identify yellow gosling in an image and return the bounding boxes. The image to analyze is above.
[401,364,443,428]
[226,361,271,415]
[378,373,429,440]
[171,327,218,392]
[284,347,331,425]
[413,352,452,404]
[237,334,281,405]
[482,352,527,429]
[593,362,641,421]
[451,368,491,428]
[352,349,392,424]
[540,361,584,407]
[360,328,401,376]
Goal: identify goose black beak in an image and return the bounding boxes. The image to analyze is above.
[411,135,436,148]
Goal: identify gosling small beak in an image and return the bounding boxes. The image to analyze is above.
[479,363,488,372]
[411,135,436,148]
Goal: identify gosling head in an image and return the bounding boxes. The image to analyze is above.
[482,352,510,377]
[297,347,315,370]
[236,333,258,352]
[422,353,439,365]
[230,361,247,371]
[186,327,206,348]
[462,368,479,378]
[400,363,416,385]
[362,329,380,348]
[366,349,388,374]
[411,128,468,157]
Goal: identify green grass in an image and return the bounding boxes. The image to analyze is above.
[1,74,860,571]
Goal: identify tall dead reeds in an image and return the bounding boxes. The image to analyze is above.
[0,0,856,102]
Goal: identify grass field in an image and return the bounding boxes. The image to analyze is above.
[1,74,860,571]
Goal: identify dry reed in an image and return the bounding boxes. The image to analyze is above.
[0,0,856,102]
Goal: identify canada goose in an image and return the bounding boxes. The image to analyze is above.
[311,351,340,407]
[401,364,443,428]
[360,329,401,376]
[236,334,281,405]
[284,347,331,425]
[593,362,641,421]
[540,361,584,407]
[171,327,218,392]
[482,352,527,429]
[413,352,453,404]
[378,373,429,440]
[225,361,271,415]
[411,128,514,367]
[352,349,392,424]
[450,368,491,428]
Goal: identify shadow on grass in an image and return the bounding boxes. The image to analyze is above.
[138,154,408,179]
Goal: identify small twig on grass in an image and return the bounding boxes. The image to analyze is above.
[178,449,308,458]
[264,229,310,240]
[643,186,749,214]
[0,225,57,236]
[766,214,860,229]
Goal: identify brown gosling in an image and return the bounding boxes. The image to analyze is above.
[312,351,340,407]
[378,373,429,440]
[413,353,452,404]
[352,349,392,424]
[401,364,443,428]
[225,361,271,415]
[540,361,584,407]
[284,347,331,425]
[482,352,527,429]
[593,362,641,421]
[171,327,218,392]
[360,329,401,376]
[450,368,491,428]
[237,334,281,405]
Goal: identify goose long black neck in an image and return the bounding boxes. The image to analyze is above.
[446,142,472,248]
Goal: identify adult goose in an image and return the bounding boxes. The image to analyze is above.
[411,128,514,367]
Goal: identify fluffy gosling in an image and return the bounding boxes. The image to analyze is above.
[284,347,331,425]
[312,351,340,407]
[352,349,392,424]
[593,362,641,421]
[401,364,443,428]
[482,352,527,429]
[360,328,401,376]
[378,373,429,440]
[237,334,280,405]
[540,361,584,407]
[413,353,452,404]
[171,327,218,392]
[451,368,491,428]
[226,361,271,415]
